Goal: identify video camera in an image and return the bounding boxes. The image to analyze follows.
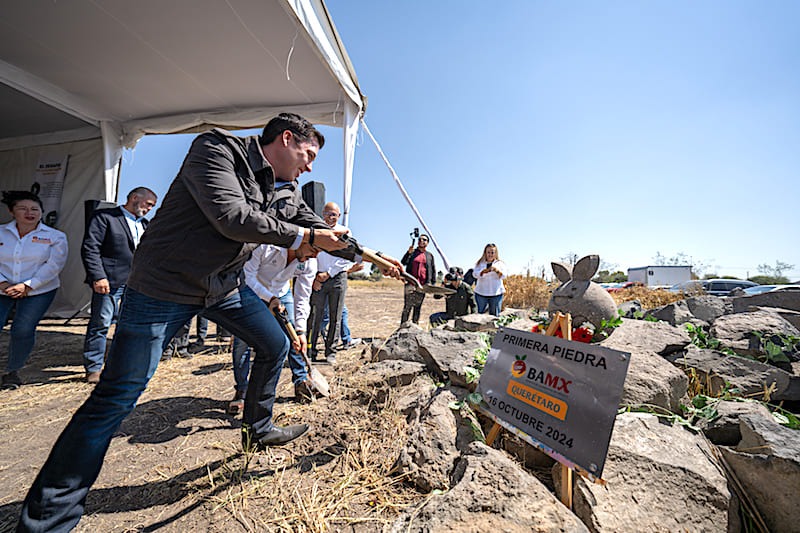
[443,266,463,289]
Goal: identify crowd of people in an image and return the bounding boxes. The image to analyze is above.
[0,112,508,531]
[398,237,507,326]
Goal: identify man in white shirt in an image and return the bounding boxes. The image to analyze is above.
[308,202,363,364]
[229,243,317,410]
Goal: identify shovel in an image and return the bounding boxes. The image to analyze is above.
[337,234,450,294]
[273,308,330,397]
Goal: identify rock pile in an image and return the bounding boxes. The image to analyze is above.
[357,288,799,532]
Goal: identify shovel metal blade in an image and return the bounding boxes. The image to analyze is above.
[421,284,456,295]
[309,366,330,397]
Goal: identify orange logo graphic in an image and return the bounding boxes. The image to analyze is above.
[510,354,526,377]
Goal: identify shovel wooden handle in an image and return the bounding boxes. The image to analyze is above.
[272,308,301,347]
[361,247,422,290]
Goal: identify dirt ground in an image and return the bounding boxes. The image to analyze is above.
[0,280,444,532]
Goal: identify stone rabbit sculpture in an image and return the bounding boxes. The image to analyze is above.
[547,254,618,329]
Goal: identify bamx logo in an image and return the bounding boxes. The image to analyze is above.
[526,367,571,394]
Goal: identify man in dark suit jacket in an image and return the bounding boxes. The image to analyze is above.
[81,187,157,382]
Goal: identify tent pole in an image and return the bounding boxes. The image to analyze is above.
[359,119,450,271]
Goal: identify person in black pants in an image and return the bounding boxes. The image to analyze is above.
[400,234,435,324]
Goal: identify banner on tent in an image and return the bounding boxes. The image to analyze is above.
[33,154,69,228]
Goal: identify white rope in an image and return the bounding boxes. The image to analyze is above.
[360,119,451,271]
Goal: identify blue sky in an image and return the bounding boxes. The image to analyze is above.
[119,1,800,281]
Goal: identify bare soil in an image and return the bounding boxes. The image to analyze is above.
[0,280,443,532]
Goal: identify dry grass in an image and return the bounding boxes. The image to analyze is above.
[202,356,422,532]
[504,276,557,310]
[503,275,685,311]
[0,296,426,532]
[348,278,405,290]
[607,286,685,308]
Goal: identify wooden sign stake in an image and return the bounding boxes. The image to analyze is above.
[483,312,575,509]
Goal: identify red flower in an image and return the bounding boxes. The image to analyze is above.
[531,325,540,333]
[572,327,593,343]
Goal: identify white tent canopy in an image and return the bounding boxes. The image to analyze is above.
[0,0,365,315]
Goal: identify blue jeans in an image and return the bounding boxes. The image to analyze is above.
[231,291,307,390]
[475,293,503,316]
[0,289,56,373]
[429,311,452,327]
[82,286,125,373]
[321,303,350,344]
[18,286,289,532]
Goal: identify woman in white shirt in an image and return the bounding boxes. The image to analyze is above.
[0,191,68,389]
[473,243,506,316]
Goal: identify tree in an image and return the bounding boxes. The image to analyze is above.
[653,251,711,279]
[757,260,794,279]
[749,274,789,285]
[752,260,794,284]
[559,252,579,266]
[593,270,627,283]
[652,251,690,266]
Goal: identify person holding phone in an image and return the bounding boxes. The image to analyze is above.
[400,233,435,324]
[473,243,506,316]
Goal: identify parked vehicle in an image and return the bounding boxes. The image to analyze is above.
[742,284,800,296]
[668,280,708,294]
[670,279,759,297]
[601,281,645,293]
[704,279,758,296]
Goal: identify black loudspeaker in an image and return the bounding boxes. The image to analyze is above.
[301,181,326,217]
[84,199,117,230]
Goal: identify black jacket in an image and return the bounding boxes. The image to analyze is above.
[401,248,436,285]
[128,128,332,306]
[443,283,476,317]
[81,206,147,289]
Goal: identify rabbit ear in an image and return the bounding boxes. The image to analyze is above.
[572,255,600,281]
[551,262,572,283]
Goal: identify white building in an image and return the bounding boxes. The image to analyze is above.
[627,265,692,288]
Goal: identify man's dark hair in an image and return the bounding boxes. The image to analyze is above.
[126,187,156,201]
[260,112,325,148]
[1,190,43,210]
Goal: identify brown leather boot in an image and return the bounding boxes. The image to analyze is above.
[294,379,316,403]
